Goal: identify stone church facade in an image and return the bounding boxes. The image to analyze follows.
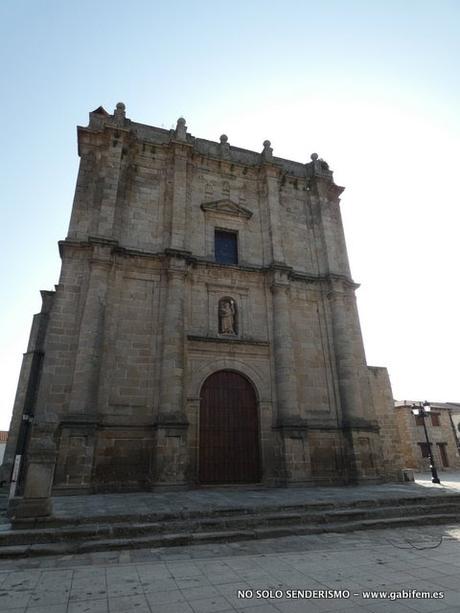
[4,103,403,519]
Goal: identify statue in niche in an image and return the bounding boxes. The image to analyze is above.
[219,298,237,335]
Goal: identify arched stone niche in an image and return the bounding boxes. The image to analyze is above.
[218,296,237,336]
[205,283,250,338]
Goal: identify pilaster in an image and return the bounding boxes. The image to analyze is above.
[169,118,192,252]
[154,252,189,485]
[328,279,380,482]
[270,267,310,483]
[67,242,113,416]
[67,147,97,240]
[270,268,298,424]
[260,146,285,265]
[96,130,127,239]
[307,158,349,277]
[158,254,188,423]
[328,279,368,425]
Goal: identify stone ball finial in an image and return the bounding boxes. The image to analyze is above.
[263,140,271,148]
[220,134,228,143]
[310,152,318,161]
[116,102,126,111]
[177,117,186,126]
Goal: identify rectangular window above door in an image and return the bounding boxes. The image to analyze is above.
[215,229,238,265]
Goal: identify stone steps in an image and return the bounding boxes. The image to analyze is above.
[41,492,460,526]
[3,500,460,545]
[0,512,458,559]
[1,494,460,558]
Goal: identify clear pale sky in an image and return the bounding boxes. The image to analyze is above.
[1,1,459,430]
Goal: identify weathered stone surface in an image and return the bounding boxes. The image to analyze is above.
[4,104,403,517]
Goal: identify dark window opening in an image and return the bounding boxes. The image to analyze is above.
[437,443,449,467]
[414,415,424,427]
[215,230,238,265]
[418,442,431,458]
[431,413,440,427]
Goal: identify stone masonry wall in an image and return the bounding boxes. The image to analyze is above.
[6,105,402,514]
[367,367,404,481]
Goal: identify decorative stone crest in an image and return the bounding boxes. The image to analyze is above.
[218,297,237,335]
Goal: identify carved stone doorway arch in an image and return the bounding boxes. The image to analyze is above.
[199,370,260,484]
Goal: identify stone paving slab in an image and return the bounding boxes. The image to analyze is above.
[48,476,460,524]
[0,524,459,612]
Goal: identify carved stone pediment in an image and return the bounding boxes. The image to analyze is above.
[200,199,253,220]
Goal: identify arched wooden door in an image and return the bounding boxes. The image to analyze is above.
[199,370,260,484]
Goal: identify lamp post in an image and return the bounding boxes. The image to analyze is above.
[411,401,441,484]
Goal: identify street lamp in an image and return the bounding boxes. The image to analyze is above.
[411,401,441,484]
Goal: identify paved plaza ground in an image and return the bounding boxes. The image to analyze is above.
[1,473,460,612]
[0,523,459,612]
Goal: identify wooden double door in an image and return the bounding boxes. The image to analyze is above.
[199,370,260,484]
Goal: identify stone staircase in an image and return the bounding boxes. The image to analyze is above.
[1,493,460,558]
